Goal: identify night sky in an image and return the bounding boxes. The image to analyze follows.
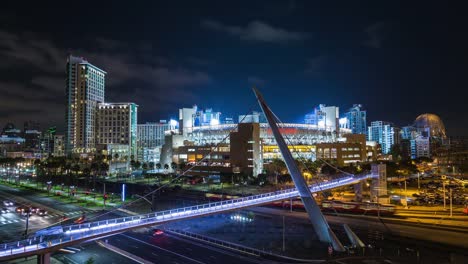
[0,1,467,136]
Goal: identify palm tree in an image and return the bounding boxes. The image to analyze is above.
[170,162,177,171]
[148,162,155,171]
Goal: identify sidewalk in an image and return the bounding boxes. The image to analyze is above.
[1,181,123,210]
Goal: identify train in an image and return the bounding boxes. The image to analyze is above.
[270,199,396,216]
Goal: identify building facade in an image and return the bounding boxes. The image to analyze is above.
[65,55,106,155]
[304,104,339,132]
[137,121,176,162]
[96,102,138,160]
[341,104,367,135]
[367,121,400,154]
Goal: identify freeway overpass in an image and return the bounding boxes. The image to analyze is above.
[0,174,373,262]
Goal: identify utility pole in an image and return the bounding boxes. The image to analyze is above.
[443,181,446,209]
[282,215,285,252]
[450,188,453,217]
[404,180,408,209]
[24,207,30,238]
[417,173,420,191]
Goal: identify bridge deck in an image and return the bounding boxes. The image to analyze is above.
[0,175,371,260]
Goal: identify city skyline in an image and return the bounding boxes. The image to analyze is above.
[1,1,467,137]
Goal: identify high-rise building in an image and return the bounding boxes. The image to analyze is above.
[230,122,262,176]
[65,55,106,156]
[340,104,367,135]
[194,108,221,126]
[367,121,400,154]
[53,135,65,157]
[40,127,56,157]
[137,121,176,149]
[96,102,138,160]
[137,121,177,162]
[23,121,41,151]
[179,105,197,136]
[304,104,339,132]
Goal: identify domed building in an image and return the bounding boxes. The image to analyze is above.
[414,113,447,139]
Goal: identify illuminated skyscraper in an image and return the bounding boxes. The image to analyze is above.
[341,104,367,135]
[65,55,106,155]
[367,121,400,154]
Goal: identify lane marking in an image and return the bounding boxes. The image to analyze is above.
[119,234,206,264]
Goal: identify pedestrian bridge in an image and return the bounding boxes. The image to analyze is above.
[0,174,373,261]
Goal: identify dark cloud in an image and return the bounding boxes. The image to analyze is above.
[0,30,212,131]
[304,55,326,75]
[364,22,388,49]
[247,76,267,87]
[201,20,308,43]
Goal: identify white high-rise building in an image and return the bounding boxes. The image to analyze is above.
[304,104,339,132]
[367,121,400,154]
[65,55,106,155]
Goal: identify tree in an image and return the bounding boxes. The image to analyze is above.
[156,163,161,170]
[142,162,149,171]
[148,162,155,171]
[113,153,120,161]
[164,164,169,170]
[170,162,177,171]
[390,144,402,161]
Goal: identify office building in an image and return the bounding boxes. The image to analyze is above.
[23,121,41,152]
[65,55,106,155]
[304,104,339,132]
[340,104,367,135]
[367,121,400,154]
[53,135,65,157]
[96,102,138,160]
[137,121,177,162]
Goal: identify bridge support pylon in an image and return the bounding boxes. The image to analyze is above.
[253,87,345,252]
[37,253,50,264]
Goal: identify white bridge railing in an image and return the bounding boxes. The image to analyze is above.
[0,174,372,259]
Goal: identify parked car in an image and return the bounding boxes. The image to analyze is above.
[36,209,48,216]
[3,200,14,207]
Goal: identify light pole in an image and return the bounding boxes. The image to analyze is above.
[417,172,420,191]
[404,180,408,209]
[443,180,446,209]
[282,215,285,252]
[450,188,453,217]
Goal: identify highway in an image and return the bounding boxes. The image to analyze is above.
[0,184,93,241]
[107,231,264,264]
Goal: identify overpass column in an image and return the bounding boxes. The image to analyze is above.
[37,253,51,264]
[354,182,363,202]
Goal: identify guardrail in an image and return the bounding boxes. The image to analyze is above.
[0,174,372,259]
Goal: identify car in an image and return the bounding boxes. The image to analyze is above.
[1,207,9,214]
[20,210,32,217]
[74,216,86,224]
[30,207,40,213]
[15,206,27,213]
[153,229,164,236]
[36,209,48,216]
[3,200,14,207]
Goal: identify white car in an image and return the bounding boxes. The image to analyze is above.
[3,200,14,207]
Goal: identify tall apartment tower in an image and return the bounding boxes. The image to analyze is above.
[65,55,106,155]
[342,104,367,135]
[367,121,401,154]
[96,102,138,159]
